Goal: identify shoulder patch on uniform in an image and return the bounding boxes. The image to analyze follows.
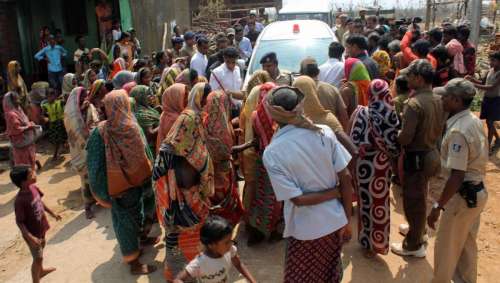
[452,144,462,153]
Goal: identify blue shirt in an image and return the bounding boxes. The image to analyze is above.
[35,45,67,73]
[263,125,351,240]
[237,37,253,60]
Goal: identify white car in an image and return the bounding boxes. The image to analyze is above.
[244,20,338,88]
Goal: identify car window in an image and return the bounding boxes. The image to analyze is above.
[249,38,333,75]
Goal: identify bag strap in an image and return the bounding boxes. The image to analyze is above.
[211,72,226,93]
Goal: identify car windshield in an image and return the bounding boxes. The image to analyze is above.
[249,38,333,75]
[278,13,329,23]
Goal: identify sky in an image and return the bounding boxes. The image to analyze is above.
[282,0,425,10]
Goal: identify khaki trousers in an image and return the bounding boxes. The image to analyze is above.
[432,190,488,283]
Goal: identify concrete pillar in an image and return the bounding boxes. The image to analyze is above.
[467,0,482,45]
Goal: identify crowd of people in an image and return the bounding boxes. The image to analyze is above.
[3,10,498,283]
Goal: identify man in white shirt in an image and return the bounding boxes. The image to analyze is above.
[319,42,345,89]
[234,25,252,61]
[244,13,264,35]
[262,86,352,283]
[209,47,244,100]
[190,37,209,78]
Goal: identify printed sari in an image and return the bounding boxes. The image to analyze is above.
[349,79,400,255]
[152,82,214,281]
[129,85,160,152]
[203,91,244,225]
[87,90,155,263]
[156,83,187,151]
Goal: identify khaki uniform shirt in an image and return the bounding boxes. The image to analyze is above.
[441,110,488,183]
[398,89,445,152]
[274,71,293,86]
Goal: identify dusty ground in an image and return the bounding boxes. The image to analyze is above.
[0,141,499,283]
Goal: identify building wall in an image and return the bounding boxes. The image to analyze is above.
[129,0,191,55]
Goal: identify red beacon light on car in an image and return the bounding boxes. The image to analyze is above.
[293,23,300,33]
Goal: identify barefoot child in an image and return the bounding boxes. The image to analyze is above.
[11,165,62,283]
[41,88,67,161]
[466,51,500,154]
[174,216,256,283]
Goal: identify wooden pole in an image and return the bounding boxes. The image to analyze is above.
[468,0,482,45]
[425,0,432,30]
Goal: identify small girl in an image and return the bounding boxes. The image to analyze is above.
[174,216,256,283]
[41,89,67,161]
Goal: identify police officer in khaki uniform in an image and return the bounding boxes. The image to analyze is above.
[428,78,488,283]
[391,59,445,257]
[260,52,293,86]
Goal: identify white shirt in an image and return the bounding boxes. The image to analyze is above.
[185,245,237,283]
[190,51,208,78]
[209,63,242,92]
[237,37,253,60]
[263,125,350,241]
[319,58,345,89]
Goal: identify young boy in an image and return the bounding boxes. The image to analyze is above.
[41,89,67,161]
[12,165,61,283]
[466,51,500,153]
[174,216,256,283]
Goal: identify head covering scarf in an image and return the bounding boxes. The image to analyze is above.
[345,58,371,106]
[134,67,150,85]
[7,61,28,106]
[264,85,320,132]
[250,82,277,150]
[62,73,76,96]
[129,85,160,129]
[64,87,90,172]
[203,91,233,163]
[98,90,153,196]
[246,70,272,95]
[3,92,32,138]
[82,69,95,90]
[29,82,49,105]
[112,70,136,89]
[188,82,209,113]
[446,39,466,75]
[122,81,137,94]
[88,79,106,103]
[175,69,192,85]
[197,76,208,83]
[349,79,400,157]
[157,83,187,150]
[291,76,342,132]
[158,64,182,97]
[372,50,391,77]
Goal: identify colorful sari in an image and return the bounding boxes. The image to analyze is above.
[64,87,96,205]
[87,90,155,263]
[247,82,282,237]
[3,92,37,170]
[156,83,187,151]
[130,85,160,152]
[158,64,182,99]
[62,73,76,98]
[112,70,135,89]
[203,91,244,225]
[152,82,214,281]
[345,58,371,106]
[372,50,391,78]
[349,79,400,255]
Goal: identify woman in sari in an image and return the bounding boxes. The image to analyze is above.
[135,67,160,106]
[156,83,188,151]
[3,92,38,170]
[153,82,214,281]
[81,68,97,90]
[246,82,283,245]
[7,61,29,112]
[64,87,98,219]
[157,63,183,99]
[372,50,392,80]
[203,91,244,226]
[341,58,371,115]
[349,79,400,257]
[129,85,160,153]
[62,73,76,100]
[87,79,110,123]
[175,69,198,92]
[87,90,157,274]
[112,70,136,89]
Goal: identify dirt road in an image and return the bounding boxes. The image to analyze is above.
[0,148,499,282]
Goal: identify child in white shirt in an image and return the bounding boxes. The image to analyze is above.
[174,216,256,283]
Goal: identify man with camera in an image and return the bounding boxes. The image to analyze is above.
[428,78,488,283]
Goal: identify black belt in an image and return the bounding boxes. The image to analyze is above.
[458,181,484,208]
